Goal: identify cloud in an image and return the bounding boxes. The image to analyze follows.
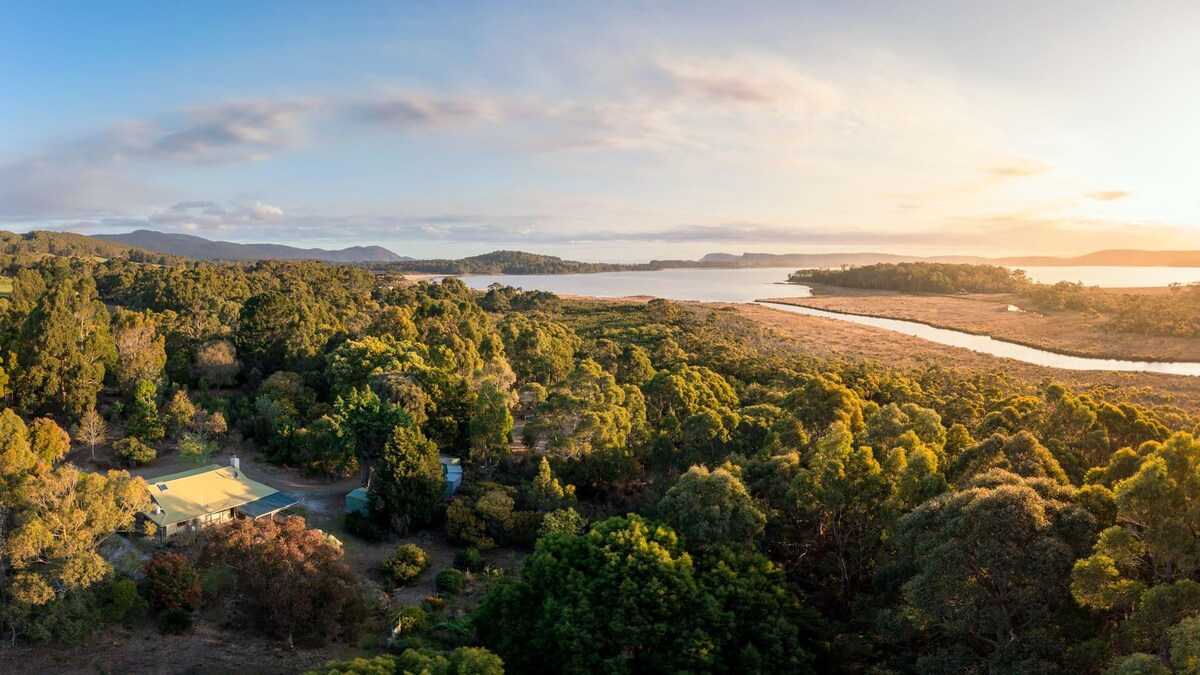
[351,95,501,128]
[1086,190,1133,202]
[143,200,288,231]
[151,101,318,162]
[656,55,842,114]
[984,158,1053,179]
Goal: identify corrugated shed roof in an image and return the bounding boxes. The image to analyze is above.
[237,492,299,519]
[144,464,279,526]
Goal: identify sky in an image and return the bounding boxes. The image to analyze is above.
[3,1,1200,262]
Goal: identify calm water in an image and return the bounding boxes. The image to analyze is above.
[455,267,1200,376]
[1016,266,1200,287]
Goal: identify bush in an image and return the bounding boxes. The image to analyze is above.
[114,437,156,466]
[345,511,386,542]
[454,547,483,572]
[158,607,195,635]
[392,606,429,636]
[98,578,148,623]
[382,544,429,588]
[435,568,466,595]
[143,552,202,611]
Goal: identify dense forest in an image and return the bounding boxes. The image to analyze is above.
[0,249,1199,673]
[792,261,1200,339]
[788,262,1032,294]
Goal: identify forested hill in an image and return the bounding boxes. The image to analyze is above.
[0,230,183,264]
[96,230,406,263]
[389,250,638,274]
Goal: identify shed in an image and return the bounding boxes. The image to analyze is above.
[345,487,370,516]
[440,455,463,496]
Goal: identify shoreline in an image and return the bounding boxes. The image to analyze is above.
[756,298,1193,364]
[761,283,1200,364]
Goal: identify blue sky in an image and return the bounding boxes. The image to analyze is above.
[3,1,1199,260]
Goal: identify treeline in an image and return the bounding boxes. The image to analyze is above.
[3,248,1200,672]
[385,250,638,275]
[788,261,1031,293]
[1027,281,1200,337]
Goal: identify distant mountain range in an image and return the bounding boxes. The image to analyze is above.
[95,230,408,263]
[700,250,1200,268]
[8,228,1200,269]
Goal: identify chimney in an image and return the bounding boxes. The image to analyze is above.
[231,455,240,478]
[154,502,163,515]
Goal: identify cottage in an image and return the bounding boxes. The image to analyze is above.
[142,459,297,543]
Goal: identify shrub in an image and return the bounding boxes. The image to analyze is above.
[142,552,202,611]
[435,568,466,595]
[98,578,148,623]
[158,607,195,634]
[114,437,156,466]
[345,511,386,542]
[382,544,429,588]
[454,547,483,572]
[392,606,429,636]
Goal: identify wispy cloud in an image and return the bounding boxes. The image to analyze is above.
[1086,190,1133,202]
[351,95,502,128]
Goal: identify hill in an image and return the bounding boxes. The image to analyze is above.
[994,250,1200,267]
[0,230,182,263]
[390,250,634,275]
[95,230,407,263]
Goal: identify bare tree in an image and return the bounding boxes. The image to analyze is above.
[75,408,108,462]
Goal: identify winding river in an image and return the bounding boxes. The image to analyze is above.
[453,267,1200,376]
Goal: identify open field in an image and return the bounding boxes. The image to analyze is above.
[0,276,11,297]
[761,283,1200,363]
[728,299,1200,407]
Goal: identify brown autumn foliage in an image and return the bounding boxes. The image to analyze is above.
[197,516,366,646]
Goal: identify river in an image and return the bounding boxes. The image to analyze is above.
[452,267,1200,376]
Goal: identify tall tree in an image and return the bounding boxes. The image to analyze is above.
[369,425,444,534]
[469,380,513,479]
[5,467,149,608]
[28,417,70,469]
[112,309,167,394]
[15,276,115,417]
[884,470,1096,672]
[658,465,765,553]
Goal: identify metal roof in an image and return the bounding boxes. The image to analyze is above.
[143,464,281,527]
[236,491,299,519]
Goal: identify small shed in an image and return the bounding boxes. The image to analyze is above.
[345,487,370,516]
[441,456,463,496]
